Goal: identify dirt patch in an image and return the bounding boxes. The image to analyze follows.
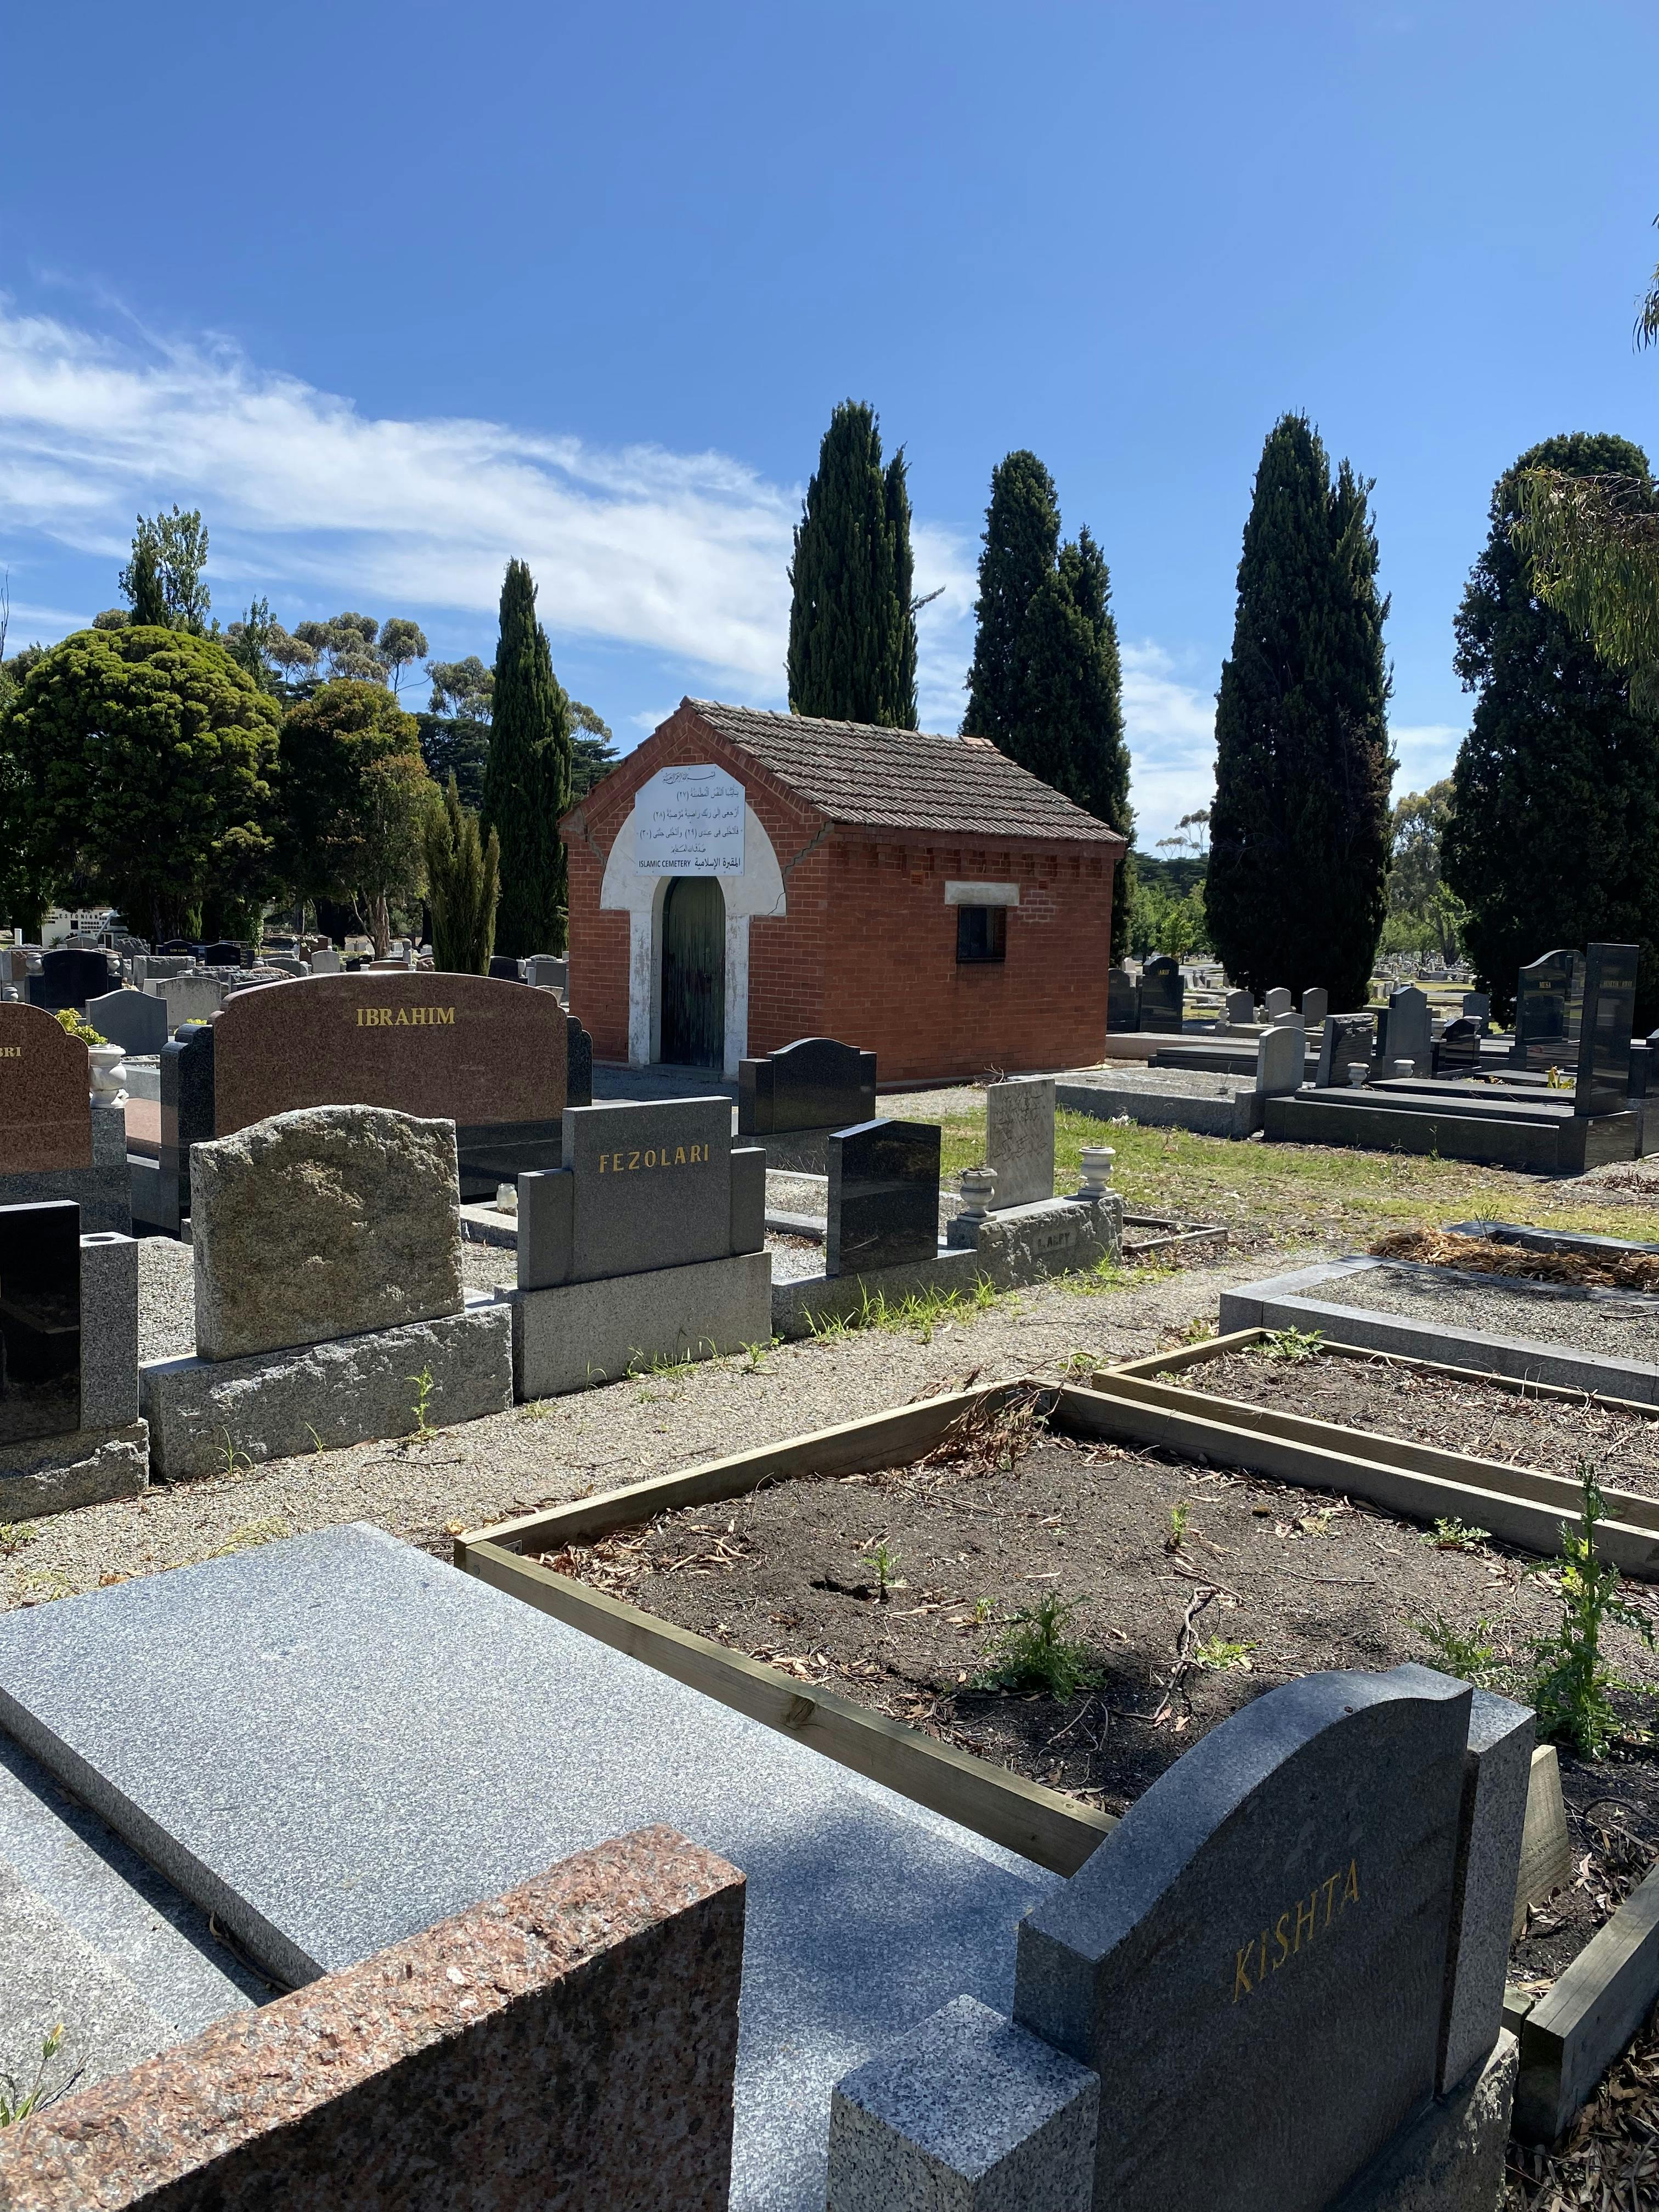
[1372,1226,1659,1293]
[1172,1344,1659,1500]
[1505,2002,1659,2206]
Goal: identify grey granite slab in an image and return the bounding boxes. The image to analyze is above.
[0,1524,1058,2212]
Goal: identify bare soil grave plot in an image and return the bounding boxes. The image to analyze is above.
[535,1392,1659,1983]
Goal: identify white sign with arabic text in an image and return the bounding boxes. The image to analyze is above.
[632,765,746,876]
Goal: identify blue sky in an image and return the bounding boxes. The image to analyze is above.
[2,0,1655,845]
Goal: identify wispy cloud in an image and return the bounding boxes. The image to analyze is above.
[1390,723,1465,792]
[1121,641,1217,849]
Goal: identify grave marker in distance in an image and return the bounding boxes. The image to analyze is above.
[1512,949,1582,1072]
[985,1076,1056,1209]
[1573,942,1639,1118]
[1137,955,1184,1035]
[738,1037,877,1136]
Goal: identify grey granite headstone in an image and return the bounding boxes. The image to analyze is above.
[0,1523,1060,2212]
[985,1077,1055,1210]
[1013,1665,1472,2212]
[1255,1024,1302,1096]
[1462,991,1490,1031]
[1380,985,1432,1075]
[1573,942,1639,1118]
[1439,1690,1532,2094]
[1138,956,1183,1035]
[1434,1018,1481,1077]
[1302,987,1329,1027]
[1264,986,1293,1020]
[827,1120,940,1276]
[307,946,342,975]
[1316,1014,1375,1087]
[1108,969,1141,1033]
[527,955,568,992]
[488,954,526,981]
[143,973,225,1029]
[520,1098,735,1289]
[84,988,168,1060]
[1223,988,1254,1026]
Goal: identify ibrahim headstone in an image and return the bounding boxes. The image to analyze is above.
[205,973,567,1203]
[1512,949,1582,1072]
[0,1005,92,1174]
[1573,941,1639,1119]
[1013,1666,1479,2212]
[738,1037,877,1137]
[985,1076,1056,1210]
[1138,956,1184,1035]
[1108,969,1141,1033]
[1434,1017,1482,1078]
[516,1097,760,1289]
[0,1200,81,1446]
[1316,1014,1374,1088]
[27,949,112,1014]
[827,1120,940,1276]
[191,1108,465,1361]
[85,988,168,1061]
[1301,986,1329,1027]
[1378,984,1432,1076]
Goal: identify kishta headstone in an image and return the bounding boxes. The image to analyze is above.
[985,1076,1055,1210]
[1013,1665,1474,2212]
[738,1037,877,1137]
[827,1120,941,1275]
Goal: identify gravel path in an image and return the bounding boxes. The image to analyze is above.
[6,1251,1296,1612]
[1319,1262,1659,1364]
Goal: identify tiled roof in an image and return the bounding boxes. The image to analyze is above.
[685,700,1125,845]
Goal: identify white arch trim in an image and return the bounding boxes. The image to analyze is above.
[600,800,786,1077]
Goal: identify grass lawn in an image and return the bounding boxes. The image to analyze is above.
[924,1104,1659,1255]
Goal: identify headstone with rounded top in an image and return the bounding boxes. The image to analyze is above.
[1224,988,1255,1026]
[1138,956,1184,1035]
[1255,1024,1302,1096]
[86,987,168,1060]
[1301,986,1329,1026]
[1263,986,1293,1020]
[739,1037,877,1137]
[27,948,113,1014]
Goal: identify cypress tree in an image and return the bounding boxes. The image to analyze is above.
[1205,415,1392,1009]
[126,533,168,628]
[1444,433,1659,1029]
[963,455,1134,946]
[423,774,500,973]
[482,558,573,957]
[787,400,918,726]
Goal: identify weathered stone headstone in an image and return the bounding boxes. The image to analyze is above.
[827,1120,940,1276]
[1513,948,1582,1072]
[0,1200,81,1444]
[1573,941,1639,1118]
[27,949,112,1014]
[1013,1666,1476,2212]
[738,1036,877,1136]
[1434,1018,1482,1077]
[1223,988,1255,1026]
[1108,968,1141,1032]
[985,1076,1056,1209]
[190,1108,465,1361]
[0,1004,92,1173]
[85,987,168,1060]
[1316,1013,1375,1088]
[206,973,567,1201]
[1301,986,1329,1026]
[1263,986,1293,1020]
[1255,1024,1302,1096]
[527,955,568,992]
[1138,956,1184,1035]
[1378,984,1432,1075]
[143,973,226,1029]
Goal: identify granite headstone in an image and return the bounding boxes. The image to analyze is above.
[566,1013,593,1109]
[1573,942,1639,1118]
[1263,986,1293,1020]
[738,1037,877,1137]
[1301,987,1329,1027]
[1378,985,1432,1076]
[199,941,244,970]
[827,1120,940,1276]
[1316,1014,1375,1088]
[1108,969,1141,1033]
[985,1076,1056,1210]
[27,949,113,1014]
[0,1004,92,1173]
[488,955,526,982]
[85,988,168,1061]
[1256,1024,1302,1097]
[1462,991,1491,1031]
[1138,956,1184,1035]
[1223,988,1255,1027]
[1513,949,1582,1073]
[0,1200,81,1445]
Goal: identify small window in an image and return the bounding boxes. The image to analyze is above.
[956,905,1007,964]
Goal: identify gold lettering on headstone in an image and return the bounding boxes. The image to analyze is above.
[1229,1860,1361,2003]
[0,1046,20,1059]
[594,1140,711,1175]
[354,1006,456,1029]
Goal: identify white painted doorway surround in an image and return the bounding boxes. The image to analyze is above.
[599,766,787,1077]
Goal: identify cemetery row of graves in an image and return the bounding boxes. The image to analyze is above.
[1,933,1658,2207]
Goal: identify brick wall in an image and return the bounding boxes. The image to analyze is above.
[564,706,1116,1082]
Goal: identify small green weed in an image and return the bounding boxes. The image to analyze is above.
[1166,1500,1192,1551]
[739,1339,775,1373]
[0,2022,77,2127]
[1056,1350,1099,1379]
[207,1518,291,1559]
[975,1593,1099,1701]
[407,1367,437,1440]
[304,1425,326,1457]
[1528,1465,1657,1758]
[1421,1517,1490,1554]
[16,1568,72,1604]
[1180,1316,1216,1345]
[1194,1636,1256,1673]
[0,1522,38,1556]
[218,1433,255,1480]
[861,1538,905,1602]
[1264,1327,1324,1362]
[1412,1612,1509,1691]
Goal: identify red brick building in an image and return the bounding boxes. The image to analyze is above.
[561,699,1125,1085]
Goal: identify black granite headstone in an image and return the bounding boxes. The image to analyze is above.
[1512,948,1582,1072]
[738,1037,877,1137]
[1573,942,1639,1118]
[566,1013,593,1109]
[157,941,198,957]
[0,1199,81,1444]
[488,955,526,982]
[826,1119,940,1276]
[199,940,244,969]
[137,1020,216,1233]
[1138,955,1184,1035]
[26,948,114,1014]
[1315,1013,1375,1087]
[1432,1018,1481,1078]
[1107,968,1140,1033]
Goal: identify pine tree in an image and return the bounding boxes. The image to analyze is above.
[963,456,1134,946]
[1205,415,1392,1009]
[423,774,500,973]
[787,401,918,726]
[1444,433,1659,1029]
[482,559,573,957]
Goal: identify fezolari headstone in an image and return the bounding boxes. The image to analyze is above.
[518,1097,740,1287]
[1138,956,1183,1035]
[738,1037,877,1137]
[0,1004,92,1172]
[208,973,567,1201]
[1574,941,1639,1118]
[827,1120,940,1275]
[1013,1666,1474,2212]
[985,1076,1056,1210]
[632,763,745,876]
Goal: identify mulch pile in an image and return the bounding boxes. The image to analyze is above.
[1371,1227,1659,1294]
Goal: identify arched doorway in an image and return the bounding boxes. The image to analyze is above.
[660,877,725,1068]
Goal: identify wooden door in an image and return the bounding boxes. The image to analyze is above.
[661,877,725,1068]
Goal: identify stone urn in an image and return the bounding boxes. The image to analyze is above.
[87,1041,128,1102]
[1077,1146,1115,1199]
[956,1165,997,1224]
